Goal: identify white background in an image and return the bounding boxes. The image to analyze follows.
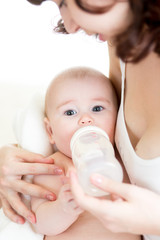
[0,0,109,87]
[0,0,109,145]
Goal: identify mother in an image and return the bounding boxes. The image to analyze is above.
[0,1,160,239]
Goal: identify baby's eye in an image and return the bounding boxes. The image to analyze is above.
[64,109,77,116]
[92,105,104,112]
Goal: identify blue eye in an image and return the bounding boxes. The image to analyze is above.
[92,106,104,112]
[64,109,77,116]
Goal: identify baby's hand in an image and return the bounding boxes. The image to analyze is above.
[59,181,83,216]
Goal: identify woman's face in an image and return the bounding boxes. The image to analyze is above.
[53,0,133,41]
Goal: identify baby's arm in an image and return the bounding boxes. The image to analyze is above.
[31,152,82,236]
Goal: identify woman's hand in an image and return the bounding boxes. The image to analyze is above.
[70,171,160,235]
[0,145,63,224]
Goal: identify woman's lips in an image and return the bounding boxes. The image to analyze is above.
[98,34,107,41]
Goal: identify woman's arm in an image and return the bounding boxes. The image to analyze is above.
[31,152,83,236]
[0,145,63,224]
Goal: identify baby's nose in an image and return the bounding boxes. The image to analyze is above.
[79,114,94,126]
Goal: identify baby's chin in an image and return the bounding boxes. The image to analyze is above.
[55,143,72,159]
[61,149,72,159]
[66,152,72,159]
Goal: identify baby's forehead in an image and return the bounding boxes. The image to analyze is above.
[47,67,111,96]
[48,75,110,103]
[54,71,107,84]
[45,70,116,114]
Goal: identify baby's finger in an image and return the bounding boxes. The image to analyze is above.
[61,176,70,185]
[74,206,84,215]
[61,182,71,191]
[64,191,74,202]
[68,199,79,209]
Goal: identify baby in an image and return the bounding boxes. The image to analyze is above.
[31,67,140,240]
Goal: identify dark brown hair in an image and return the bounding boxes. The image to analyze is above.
[75,0,160,62]
[116,0,160,62]
[27,0,46,5]
[27,0,160,62]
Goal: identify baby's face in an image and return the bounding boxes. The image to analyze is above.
[46,74,117,157]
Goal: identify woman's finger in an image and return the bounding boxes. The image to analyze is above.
[0,194,25,224]
[90,173,134,200]
[11,147,46,162]
[7,162,63,176]
[70,171,123,213]
[9,180,56,200]
[4,190,36,223]
[0,145,52,164]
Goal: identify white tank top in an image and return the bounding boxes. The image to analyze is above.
[115,60,160,240]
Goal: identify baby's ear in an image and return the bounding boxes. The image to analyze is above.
[44,117,55,144]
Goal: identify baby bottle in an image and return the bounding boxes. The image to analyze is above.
[70,126,123,197]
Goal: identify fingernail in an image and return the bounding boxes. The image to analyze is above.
[46,194,56,201]
[17,218,25,224]
[44,157,54,163]
[54,168,63,175]
[27,215,36,224]
[91,174,102,185]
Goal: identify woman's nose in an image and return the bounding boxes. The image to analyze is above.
[65,19,80,34]
[78,114,94,126]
